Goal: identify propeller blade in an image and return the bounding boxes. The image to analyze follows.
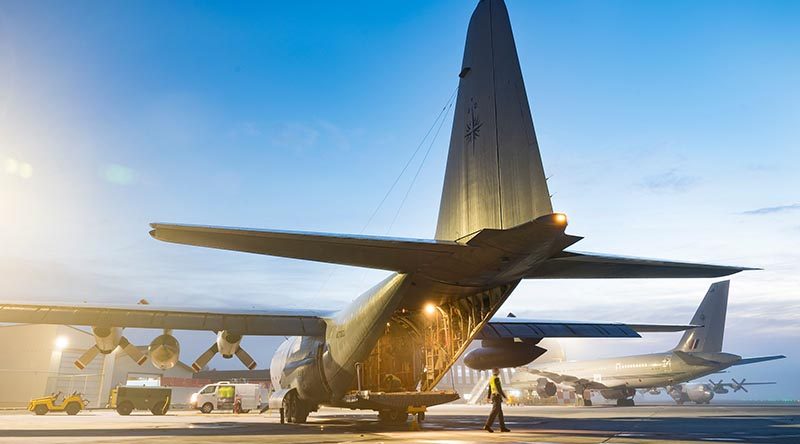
[74,346,100,370]
[119,337,147,365]
[235,347,257,370]
[192,343,219,372]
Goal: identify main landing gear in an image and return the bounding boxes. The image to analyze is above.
[282,391,309,424]
[616,398,635,407]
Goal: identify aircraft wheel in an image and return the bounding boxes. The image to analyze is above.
[65,402,81,415]
[616,399,624,407]
[417,411,425,422]
[116,401,134,416]
[200,402,214,414]
[283,392,308,423]
[240,409,251,414]
[583,399,592,407]
[33,405,48,416]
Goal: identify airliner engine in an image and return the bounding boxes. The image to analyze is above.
[463,340,546,370]
[191,331,257,372]
[149,332,180,370]
[536,378,557,398]
[74,327,147,370]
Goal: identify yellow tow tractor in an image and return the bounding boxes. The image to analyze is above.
[28,391,89,416]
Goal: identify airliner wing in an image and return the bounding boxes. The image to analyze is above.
[150,223,463,272]
[477,317,698,340]
[0,302,330,336]
[523,369,608,389]
[731,355,786,366]
[525,251,756,279]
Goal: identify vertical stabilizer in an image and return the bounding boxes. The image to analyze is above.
[435,0,552,241]
[674,281,729,353]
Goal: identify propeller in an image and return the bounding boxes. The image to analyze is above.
[74,347,100,370]
[235,347,257,370]
[191,331,257,372]
[74,330,147,370]
[731,378,748,393]
[707,379,729,394]
[192,343,219,372]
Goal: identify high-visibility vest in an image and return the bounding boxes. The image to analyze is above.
[489,375,500,395]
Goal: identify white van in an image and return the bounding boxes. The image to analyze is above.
[190,382,261,413]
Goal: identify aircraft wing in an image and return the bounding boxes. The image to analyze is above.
[0,302,331,336]
[522,369,608,389]
[731,355,786,366]
[150,223,464,273]
[476,317,698,340]
[524,250,757,279]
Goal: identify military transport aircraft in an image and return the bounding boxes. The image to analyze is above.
[508,281,785,406]
[0,0,753,424]
[662,379,777,405]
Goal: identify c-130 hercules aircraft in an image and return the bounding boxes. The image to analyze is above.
[0,0,753,424]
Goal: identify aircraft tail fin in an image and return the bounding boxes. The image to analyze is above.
[674,281,729,353]
[435,0,552,241]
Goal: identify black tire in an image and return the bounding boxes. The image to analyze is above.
[65,402,81,415]
[583,399,592,407]
[150,401,169,416]
[200,402,214,414]
[282,394,294,423]
[282,392,308,424]
[616,399,624,407]
[240,409,250,414]
[33,405,48,416]
[417,411,425,422]
[116,401,134,416]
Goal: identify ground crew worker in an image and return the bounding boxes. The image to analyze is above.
[484,367,511,433]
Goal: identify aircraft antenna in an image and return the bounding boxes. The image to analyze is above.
[385,97,455,234]
[359,86,458,234]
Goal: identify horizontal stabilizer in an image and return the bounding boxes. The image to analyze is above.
[731,355,786,366]
[478,318,640,339]
[627,324,702,333]
[525,251,757,279]
[478,317,700,340]
[150,223,463,273]
[0,302,329,336]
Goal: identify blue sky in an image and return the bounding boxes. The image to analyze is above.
[1,1,798,400]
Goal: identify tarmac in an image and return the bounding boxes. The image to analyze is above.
[0,403,798,443]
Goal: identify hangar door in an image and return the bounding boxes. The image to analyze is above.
[45,349,104,407]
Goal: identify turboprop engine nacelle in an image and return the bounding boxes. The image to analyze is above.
[74,327,146,370]
[536,378,557,398]
[149,333,180,370]
[463,340,546,370]
[93,327,122,353]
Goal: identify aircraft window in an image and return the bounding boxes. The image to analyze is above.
[200,385,216,394]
